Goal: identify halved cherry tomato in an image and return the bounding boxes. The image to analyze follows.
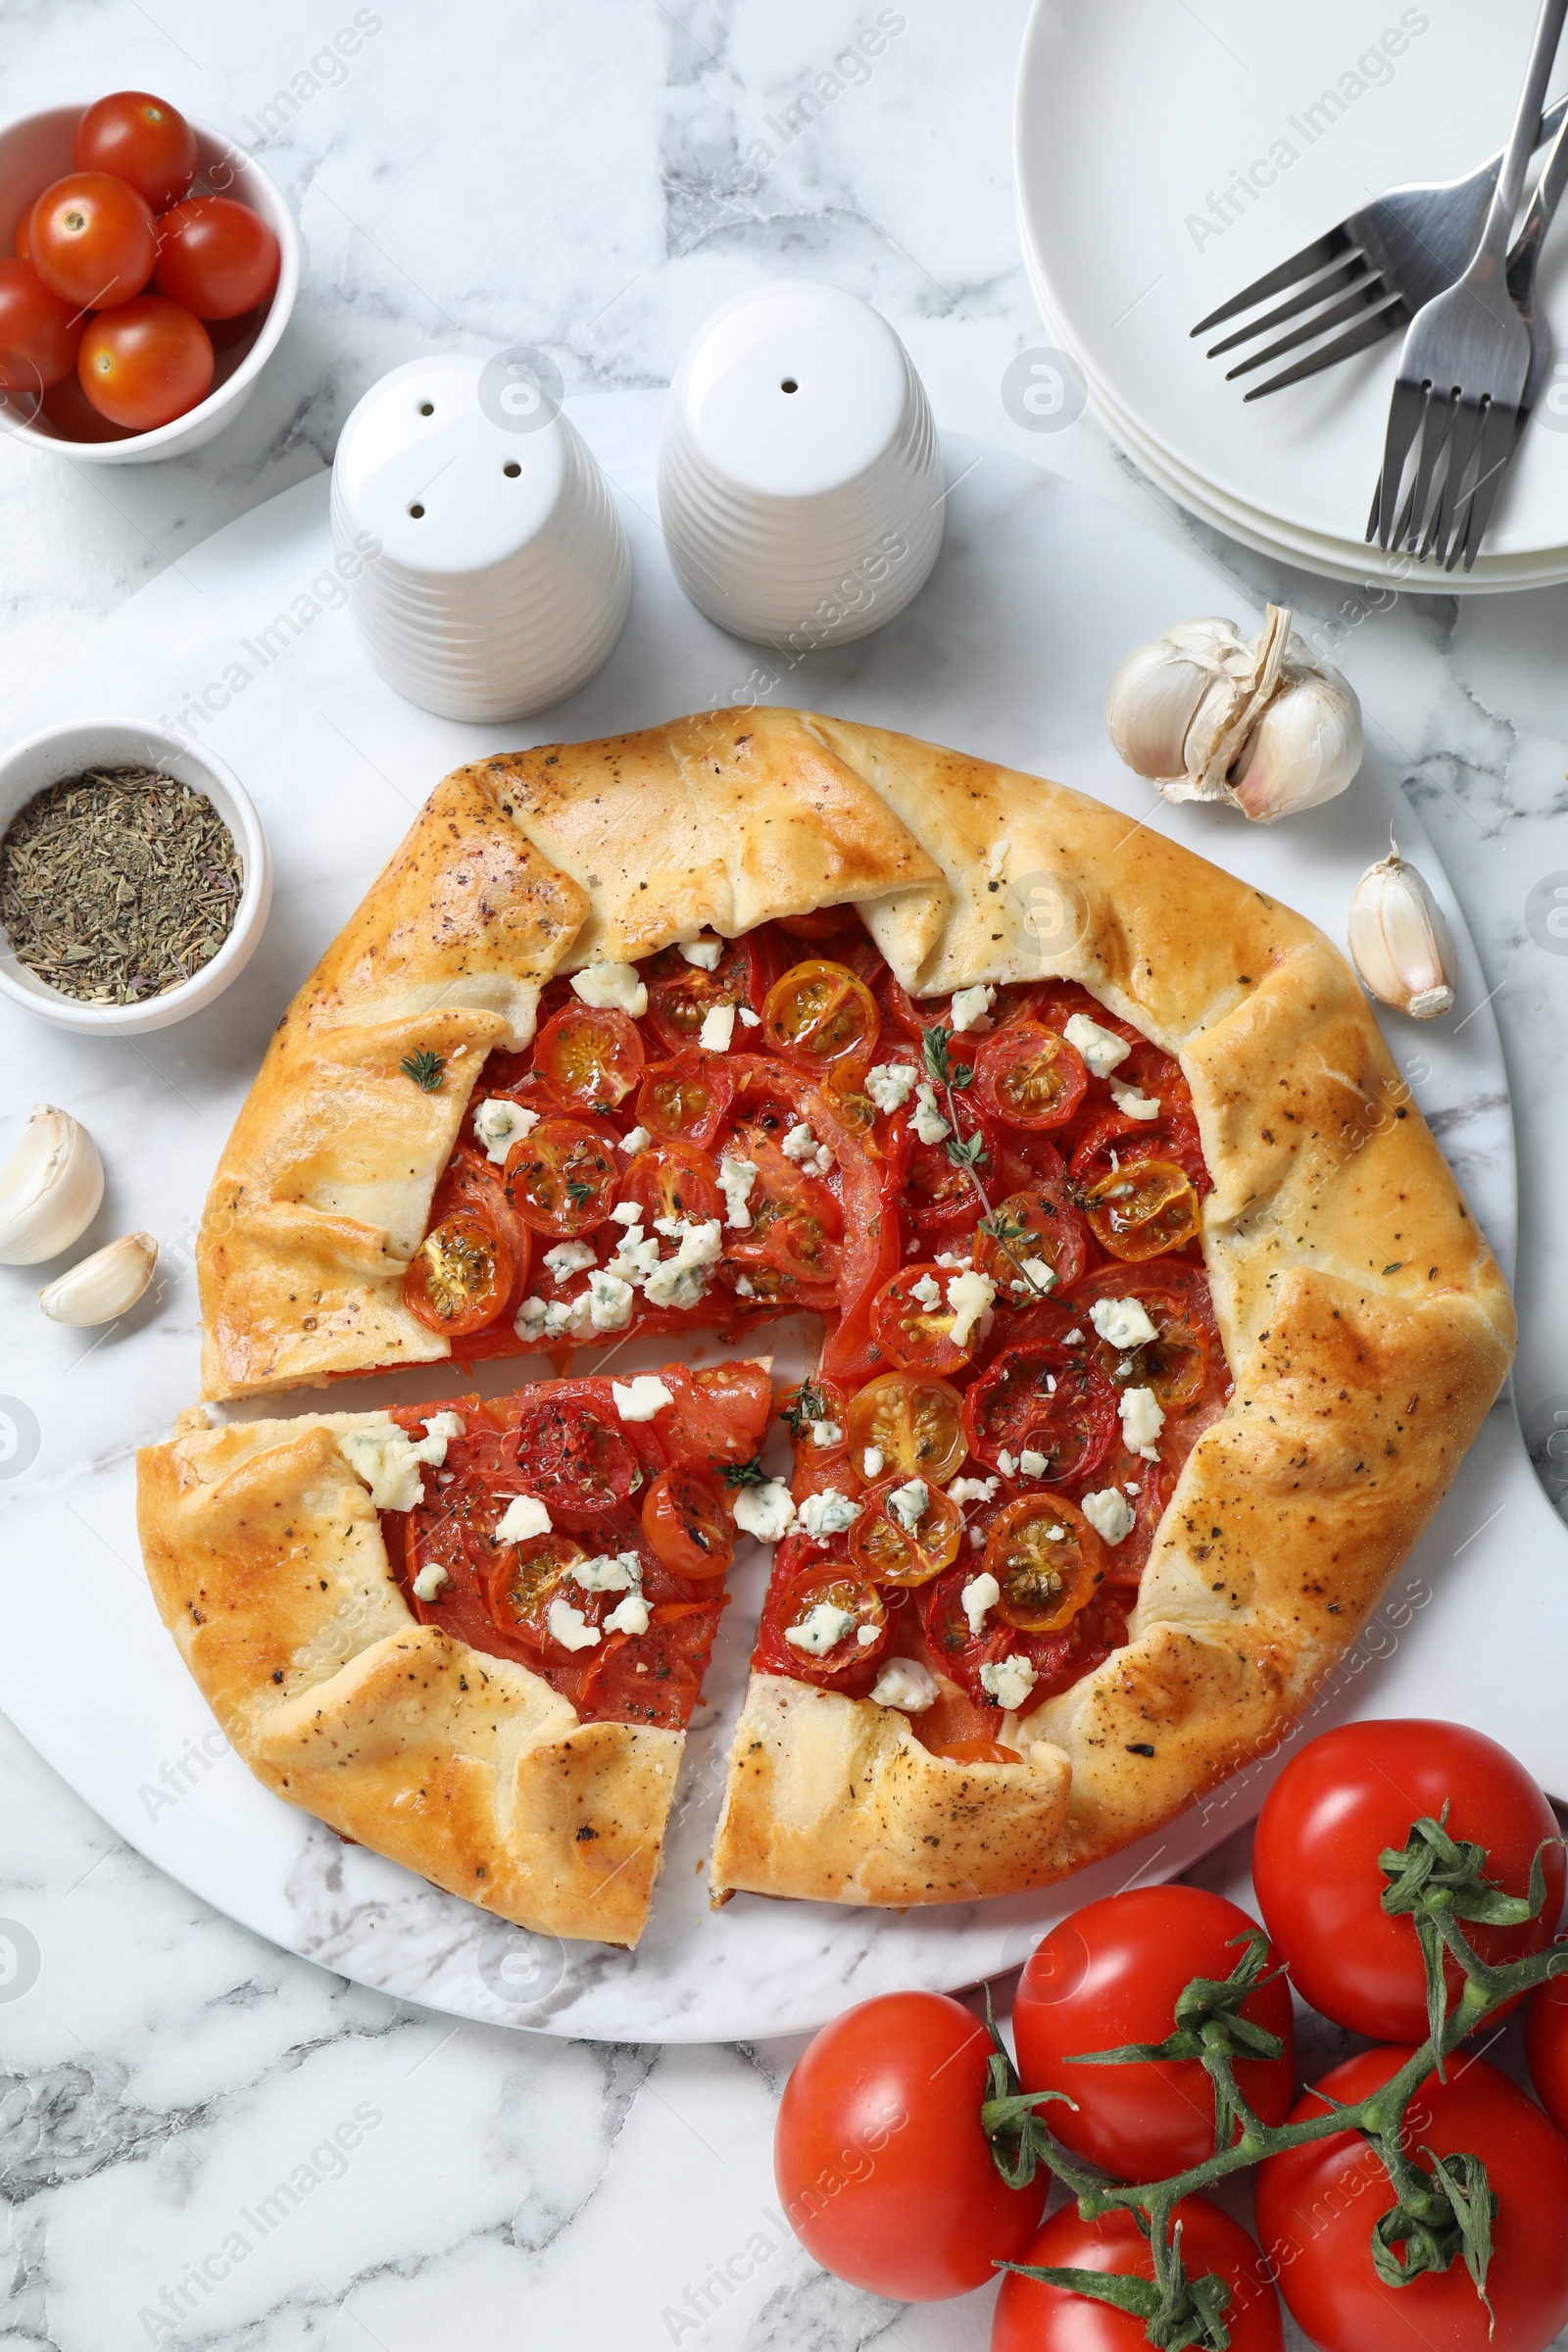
[643,1463,734,1578]
[962,1343,1117,1484]
[1067,1107,1155,1189]
[761,959,880,1077]
[29,172,156,309]
[619,1137,724,1232]
[845,1371,967,1486]
[505,1116,619,1235]
[403,1209,514,1337]
[533,1001,644,1113]
[869,1262,976,1374]
[972,1019,1088,1130]
[849,1473,962,1587]
[895,1090,1001,1235]
[73,90,197,212]
[0,260,84,394]
[151,195,280,320]
[508,1392,641,1523]
[973,1185,1088,1302]
[636,1048,733,1152]
[983,1494,1105,1631]
[1083,1157,1201,1259]
[1071,1105,1210,1198]
[763,1563,888,1686]
[645,936,766,1052]
[1086,1283,1210,1411]
[660,1358,775,1468]
[482,1532,595,1652]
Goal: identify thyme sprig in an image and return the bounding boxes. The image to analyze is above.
[985,1815,1568,2343]
[400,1047,445,1092]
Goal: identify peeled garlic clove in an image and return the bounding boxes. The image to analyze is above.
[0,1103,105,1265]
[1348,843,1456,1020]
[39,1231,158,1326]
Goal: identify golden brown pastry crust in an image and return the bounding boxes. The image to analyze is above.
[135,1405,675,1946]
[186,708,1516,1920]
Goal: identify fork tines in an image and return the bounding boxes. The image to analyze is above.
[1190,227,1354,337]
[1193,238,1411,399]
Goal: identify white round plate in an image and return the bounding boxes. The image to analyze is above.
[0,391,1553,2043]
[1016,0,1568,565]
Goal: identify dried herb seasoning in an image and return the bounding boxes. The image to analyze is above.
[0,766,244,1004]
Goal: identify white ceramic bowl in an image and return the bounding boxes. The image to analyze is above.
[658,280,944,649]
[0,719,270,1034]
[0,106,299,464]
[331,354,631,721]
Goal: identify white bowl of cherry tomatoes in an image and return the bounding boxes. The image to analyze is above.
[0,90,298,461]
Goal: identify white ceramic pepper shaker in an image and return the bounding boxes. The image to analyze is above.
[330,353,631,722]
[658,280,944,651]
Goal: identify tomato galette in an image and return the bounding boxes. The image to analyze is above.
[136,1357,770,1946]
[154,708,1513,1937]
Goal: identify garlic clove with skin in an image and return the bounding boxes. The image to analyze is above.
[39,1231,158,1326]
[1348,841,1457,1020]
[0,1103,105,1265]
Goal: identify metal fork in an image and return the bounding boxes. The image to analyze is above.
[1370,0,1568,557]
[1191,96,1568,401]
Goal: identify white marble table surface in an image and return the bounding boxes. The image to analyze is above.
[5,5,1568,2348]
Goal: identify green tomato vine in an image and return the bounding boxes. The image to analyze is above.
[980,1809,1568,2349]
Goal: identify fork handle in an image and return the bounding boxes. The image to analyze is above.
[1514,87,1568,268]
[1482,0,1568,251]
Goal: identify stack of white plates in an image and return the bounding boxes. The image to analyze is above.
[1015,0,1568,593]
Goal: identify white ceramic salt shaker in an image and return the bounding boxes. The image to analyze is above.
[331,353,631,722]
[658,280,944,650]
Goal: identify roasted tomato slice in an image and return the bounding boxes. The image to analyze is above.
[533,1001,645,1114]
[761,959,880,1078]
[1083,1157,1202,1259]
[642,1463,734,1579]
[645,936,766,1053]
[482,1532,598,1654]
[972,1019,1088,1130]
[619,1138,725,1232]
[895,1091,1001,1235]
[727,1135,843,1284]
[636,1048,734,1152]
[961,1343,1117,1484]
[403,1208,514,1336]
[781,1374,852,1459]
[972,1185,1088,1303]
[659,1358,775,1468]
[504,1117,619,1236]
[761,1562,889,1686]
[577,1596,724,1730]
[508,1391,642,1524]
[775,906,854,941]
[983,1494,1105,1632]
[844,1371,967,1487]
[848,1473,963,1587]
[1083,1281,1211,1412]
[869,1261,979,1375]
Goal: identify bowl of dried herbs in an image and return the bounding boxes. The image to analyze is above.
[0,719,270,1033]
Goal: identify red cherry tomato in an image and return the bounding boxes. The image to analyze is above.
[992,2196,1284,2352]
[503,1116,619,1236]
[507,1388,642,1526]
[1527,1974,1568,2136]
[972,1019,1088,1130]
[972,1183,1088,1301]
[644,935,767,1053]
[757,1560,888,1686]
[402,1208,514,1338]
[870,1260,978,1374]
[635,1048,733,1152]
[775,1990,1046,2300]
[29,172,157,310]
[532,1000,645,1114]
[1012,1886,1296,2181]
[618,1138,724,1233]
[152,195,280,319]
[77,296,213,429]
[761,958,880,1078]
[73,90,197,212]
[962,1341,1118,1484]
[894,1088,1003,1236]
[1254,2045,1568,2352]
[1252,1720,1564,2039]
[0,259,84,393]
[642,1463,733,1579]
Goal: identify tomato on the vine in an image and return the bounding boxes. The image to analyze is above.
[77,295,213,429]
[73,90,197,212]
[1254,2046,1568,2352]
[1252,1720,1564,2039]
[29,172,156,309]
[1012,1886,1297,2181]
[152,195,281,319]
[1529,1975,1568,2139]
[994,2197,1283,2352]
[776,1990,1046,2300]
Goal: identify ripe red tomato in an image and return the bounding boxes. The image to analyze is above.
[152,195,281,320]
[1252,1720,1564,2039]
[73,90,197,212]
[776,1990,1045,2300]
[77,296,213,430]
[1254,2045,1568,2352]
[992,2196,1284,2352]
[531,1000,644,1114]
[403,1208,513,1339]
[29,172,157,310]
[642,1463,733,1578]
[0,259,84,393]
[1012,1886,1296,2181]
[1526,1974,1568,2136]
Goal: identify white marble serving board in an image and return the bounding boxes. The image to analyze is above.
[0,388,1554,2046]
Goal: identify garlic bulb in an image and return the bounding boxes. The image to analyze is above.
[1347,840,1457,1020]
[0,1103,105,1264]
[39,1231,158,1326]
[1105,604,1363,821]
